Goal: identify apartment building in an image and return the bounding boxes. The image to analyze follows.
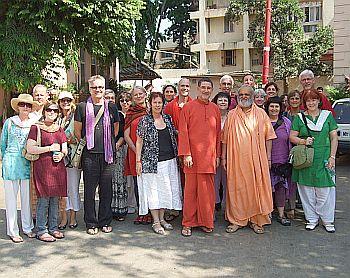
[188,0,334,91]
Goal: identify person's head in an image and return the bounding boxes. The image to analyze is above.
[131,86,146,106]
[254,89,267,107]
[237,85,254,108]
[302,90,322,112]
[32,84,49,106]
[197,78,213,101]
[317,86,324,94]
[264,82,279,98]
[299,69,315,91]
[58,91,75,113]
[212,92,231,111]
[148,91,165,115]
[104,89,116,103]
[178,78,190,97]
[11,94,39,117]
[287,90,301,109]
[88,75,105,100]
[265,96,283,119]
[280,93,289,111]
[116,91,132,112]
[243,73,255,87]
[219,75,234,95]
[43,102,59,123]
[162,85,177,102]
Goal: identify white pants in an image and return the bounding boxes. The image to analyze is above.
[66,167,82,211]
[298,184,336,224]
[4,179,34,237]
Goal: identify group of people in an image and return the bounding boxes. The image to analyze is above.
[1,69,338,243]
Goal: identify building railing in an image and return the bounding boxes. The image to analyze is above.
[206,0,230,9]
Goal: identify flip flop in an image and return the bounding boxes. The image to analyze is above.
[86,227,99,235]
[249,223,264,234]
[50,230,65,239]
[181,227,192,237]
[9,235,24,243]
[36,233,56,242]
[101,225,113,233]
[200,226,214,233]
[24,232,36,238]
[225,224,242,233]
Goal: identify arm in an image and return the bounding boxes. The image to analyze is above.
[114,122,119,138]
[1,120,9,159]
[266,139,272,168]
[27,139,59,154]
[221,143,227,171]
[74,121,82,141]
[135,135,143,176]
[124,127,136,153]
[289,130,313,146]
[327,130,338,169]
[178,108,193,167]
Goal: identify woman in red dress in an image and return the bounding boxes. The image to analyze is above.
[27,102,68,242]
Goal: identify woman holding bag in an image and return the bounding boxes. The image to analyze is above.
[289,90,338,232]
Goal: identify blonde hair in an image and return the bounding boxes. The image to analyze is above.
[32,84,47,95]
[88,75,105,87]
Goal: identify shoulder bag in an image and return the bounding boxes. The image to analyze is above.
[71,105,104,168]
[22,124,41,161]
[289,113,314,169]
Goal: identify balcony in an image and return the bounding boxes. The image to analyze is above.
[206,0,230,10]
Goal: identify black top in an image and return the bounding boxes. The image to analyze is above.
[157,127,175,162]
[116,111,125,142]
[75,102,120,153]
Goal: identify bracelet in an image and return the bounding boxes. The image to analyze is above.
[329,155,336,160]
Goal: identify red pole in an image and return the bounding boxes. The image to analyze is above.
[262,0,272,85]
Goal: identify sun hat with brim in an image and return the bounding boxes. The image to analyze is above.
[58,91,74,100]
[45,103,60,111]
[11,94,40,112]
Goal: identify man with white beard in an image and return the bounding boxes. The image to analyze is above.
[221,85,276,234]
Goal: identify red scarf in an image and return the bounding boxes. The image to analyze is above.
[124,104,147,130]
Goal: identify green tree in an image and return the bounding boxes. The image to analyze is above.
[228,0,333,92]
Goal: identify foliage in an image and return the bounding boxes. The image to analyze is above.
[228,0,333,90]
[326,84,350,103]
[0,0,144,93]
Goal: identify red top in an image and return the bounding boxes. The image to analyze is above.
[124,117,142,176]
[28,125,67,197]
[164,95,192,131]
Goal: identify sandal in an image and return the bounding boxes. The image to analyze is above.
[142,214,152,225]
[24,231,36,238]
[225,224,242,233]
[152,222,166,235]
[160,220,173,231]
[200,226,213,233]
[50,230,65,239]
[277,216,291,226]
[101,225,113,233]
[286,210,295,220]
[86,227,99,235]
[249,223,264,234]
[58,221,67,230]
[36,233,56,242]
[9,235,24,243]
[69,222,78,229]
[133,215,143,225]
[181,226,192,237]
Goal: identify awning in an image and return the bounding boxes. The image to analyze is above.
[120,59,161,81]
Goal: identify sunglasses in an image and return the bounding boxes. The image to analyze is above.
[60,98,72,103]
[45,108,59,113]
[18,102,33,108]
[119,98,130,103]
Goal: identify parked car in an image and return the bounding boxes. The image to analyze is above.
[332,98,350,154]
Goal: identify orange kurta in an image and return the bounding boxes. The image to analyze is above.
[164,96,192,131]
[222,104,276,227]
[178,99,221,228]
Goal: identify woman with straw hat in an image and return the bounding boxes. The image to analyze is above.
[0,94,39,243]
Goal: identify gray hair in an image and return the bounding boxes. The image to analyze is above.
[299,69,314,80]
[104,89,115,96]
[88,75,105,86]
[220,75,234,84]
[238,85,254,98]
[32,84,47,95]
[254,88,267,97]
[130,85,146,95]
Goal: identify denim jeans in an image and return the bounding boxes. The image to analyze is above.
[36,197,59,235]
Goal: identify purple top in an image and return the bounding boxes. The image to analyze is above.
[271,116,291,164]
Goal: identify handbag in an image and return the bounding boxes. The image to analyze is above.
[290,113,314,169]
[22,124,41,161]
[70,105,104,168]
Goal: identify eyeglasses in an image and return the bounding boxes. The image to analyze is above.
[222,82,232,86]
[18,102,32,108]
[119,98,130,103]
[90,86,104,90]
[45,108,59,113]
[60,98,72,103]
[238,94,251,97]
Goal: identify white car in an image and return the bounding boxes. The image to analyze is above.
[332,98,350,154]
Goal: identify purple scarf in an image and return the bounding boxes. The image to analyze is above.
[86,97,113,164]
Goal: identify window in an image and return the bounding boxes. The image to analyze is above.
[303,5,321,23]
[224,50,236,66]
[303,24,318,33]
[91,56,97,76]
[161,52,172,59]
[207,18,211,33]
[224,16,235,33]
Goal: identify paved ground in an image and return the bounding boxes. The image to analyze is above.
[0,155,349,278]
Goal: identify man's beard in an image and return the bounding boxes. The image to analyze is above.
[238,97,253,108]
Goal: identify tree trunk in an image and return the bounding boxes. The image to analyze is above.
[283,76,289,94]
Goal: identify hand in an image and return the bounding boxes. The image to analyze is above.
[53,152,63,163]
[216,158,220,168]
[184,155,193,168]
[305,137,314,146]
[115,143,122,152]
[268,160,272,169]
[179,156,184,168]
[50,143,60,152]
[221,158,227,171]
[327,157,335,169]
[136,162,142,176]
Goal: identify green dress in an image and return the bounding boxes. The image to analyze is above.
[291,112,338,187]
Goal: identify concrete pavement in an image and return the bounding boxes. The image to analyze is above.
[0,155,349,277]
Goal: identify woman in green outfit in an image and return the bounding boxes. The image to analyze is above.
[290,90,338,233]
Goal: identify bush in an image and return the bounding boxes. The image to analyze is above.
[325,84,349,103]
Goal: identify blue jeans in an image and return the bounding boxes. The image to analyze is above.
[36,197,59,235]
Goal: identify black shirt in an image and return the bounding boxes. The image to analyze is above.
[75,102,120,153]
[158,127,175,162]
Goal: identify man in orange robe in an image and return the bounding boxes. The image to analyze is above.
[222,85,276,234]
[178,78,221,236]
